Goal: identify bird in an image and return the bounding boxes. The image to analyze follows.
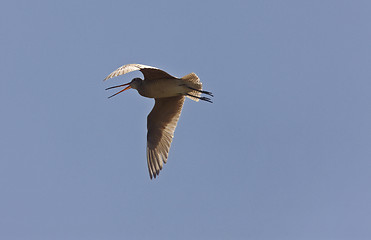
[104,64,213,179]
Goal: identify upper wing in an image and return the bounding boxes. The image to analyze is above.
[146,96,185,179]
[104,63,177,81]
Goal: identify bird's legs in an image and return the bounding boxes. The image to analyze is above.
[180,84,214,97]
[188,87,213,97]
[186,93,213,103]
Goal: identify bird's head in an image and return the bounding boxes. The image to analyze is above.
[105,78,143,98]
[129,78,142,90]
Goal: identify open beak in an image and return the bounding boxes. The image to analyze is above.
[105,82,132,98]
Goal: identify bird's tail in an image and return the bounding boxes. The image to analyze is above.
[181,72,202,102]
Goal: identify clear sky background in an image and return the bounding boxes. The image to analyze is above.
[1,0,371,239]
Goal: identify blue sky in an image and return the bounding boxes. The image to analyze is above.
[1,0,371,239]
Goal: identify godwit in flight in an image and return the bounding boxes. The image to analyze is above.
[104,64,213,179]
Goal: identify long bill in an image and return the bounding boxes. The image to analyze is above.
[106,82,132,98]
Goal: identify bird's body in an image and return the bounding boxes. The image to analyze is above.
[104,64,213,179]
[136,78,188,99]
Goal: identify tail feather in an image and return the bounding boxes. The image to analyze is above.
[181,73,202,102]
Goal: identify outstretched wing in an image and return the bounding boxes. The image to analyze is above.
[104,63,176,81]
[146,96,185,179]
